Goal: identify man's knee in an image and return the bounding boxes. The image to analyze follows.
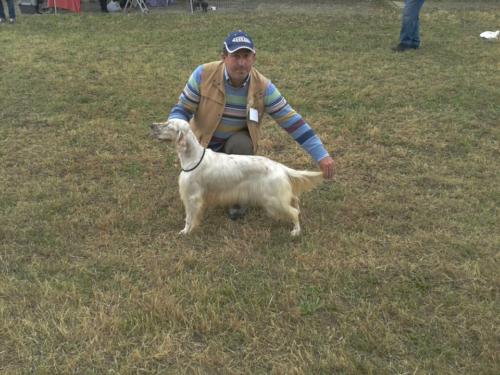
[223,131,254,155]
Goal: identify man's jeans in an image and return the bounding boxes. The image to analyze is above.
[400,0,426,47]
[0,0,16,19]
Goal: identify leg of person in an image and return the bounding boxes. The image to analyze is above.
[223,131,254,220]
[0,1,6,23]
[399,0,425,48]
[223,130,254,156]
[6,0,15,21]
[99,0,109,12]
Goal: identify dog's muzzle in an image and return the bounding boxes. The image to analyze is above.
[150,123,162,139]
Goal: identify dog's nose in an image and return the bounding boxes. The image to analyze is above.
[149,124,160,138]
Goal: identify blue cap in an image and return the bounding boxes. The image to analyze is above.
[223,30,255,54]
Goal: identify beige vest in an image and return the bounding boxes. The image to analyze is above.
[189,61,269,153]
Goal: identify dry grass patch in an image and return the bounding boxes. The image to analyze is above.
[1,1,499,374]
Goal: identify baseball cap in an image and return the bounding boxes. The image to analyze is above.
[223,30,255,54]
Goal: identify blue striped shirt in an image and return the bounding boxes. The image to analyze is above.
[169,64,329,162]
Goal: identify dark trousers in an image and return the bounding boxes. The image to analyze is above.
[222,131,254,156]
[99,0,108,12]
[0,0,16,19]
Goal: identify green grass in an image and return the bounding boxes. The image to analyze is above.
[1,1,499,373]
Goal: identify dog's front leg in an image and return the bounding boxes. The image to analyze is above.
[179,194,204,235]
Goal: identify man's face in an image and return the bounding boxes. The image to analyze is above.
[223,49,256,85]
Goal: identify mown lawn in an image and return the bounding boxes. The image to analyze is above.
[0,1,499,373]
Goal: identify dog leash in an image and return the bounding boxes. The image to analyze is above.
[181,148,206,172]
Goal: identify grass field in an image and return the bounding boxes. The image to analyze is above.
[1,0,499,373]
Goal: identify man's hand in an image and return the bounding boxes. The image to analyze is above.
[319,156,335,179]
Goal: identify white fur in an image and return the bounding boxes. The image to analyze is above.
[150,119,324,236]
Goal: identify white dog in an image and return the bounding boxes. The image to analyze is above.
[150,119,324,236]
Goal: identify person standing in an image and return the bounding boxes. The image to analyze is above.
[99,0,109,12]
[0,0,16,23]
[392,0,426,52]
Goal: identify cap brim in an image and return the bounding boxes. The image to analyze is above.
[224,42,255,54]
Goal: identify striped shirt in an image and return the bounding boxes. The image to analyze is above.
[168,64,329,162]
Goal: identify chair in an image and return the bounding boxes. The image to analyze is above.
[123,0,149,14]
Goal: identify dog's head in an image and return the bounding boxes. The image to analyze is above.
[150,119,191,142]
[150,119,194,154]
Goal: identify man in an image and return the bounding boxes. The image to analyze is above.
[168,30,335,219]
[392,0,426,52]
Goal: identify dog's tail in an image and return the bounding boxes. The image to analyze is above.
[286,168,324,195]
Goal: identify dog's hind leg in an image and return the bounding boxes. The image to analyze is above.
[289,196,301,236]
[264,196,301,236]
[289,206,301,237]
[279,204,301,236]
[179,194,204,235]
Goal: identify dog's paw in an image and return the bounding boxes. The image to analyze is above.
[178,228,190,235]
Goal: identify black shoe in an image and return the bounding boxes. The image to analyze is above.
[228,205,247,220]
[392,43,418,52]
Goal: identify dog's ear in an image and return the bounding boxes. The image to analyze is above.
[176,127,190,152]
[176,129,185,144]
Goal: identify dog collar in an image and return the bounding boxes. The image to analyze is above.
[181,148,206,172]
